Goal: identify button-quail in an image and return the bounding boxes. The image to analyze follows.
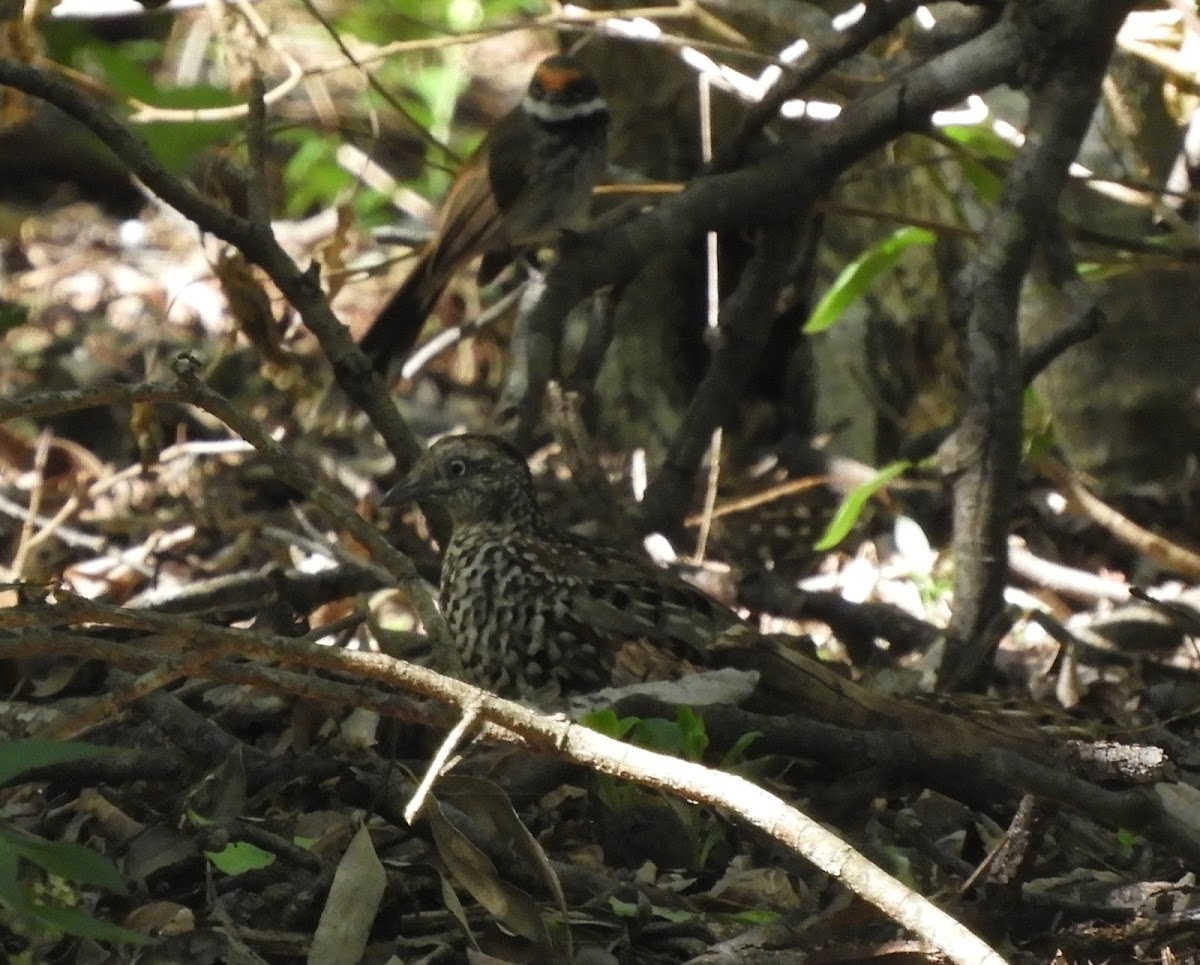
[383,434,739,700]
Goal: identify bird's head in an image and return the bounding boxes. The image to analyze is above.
[383,434,543,530]
[522,54,607,126]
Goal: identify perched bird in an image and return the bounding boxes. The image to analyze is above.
[361,55,610,372]
[383,434,740,700]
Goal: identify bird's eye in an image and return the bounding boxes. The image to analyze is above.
[447,459,468,478]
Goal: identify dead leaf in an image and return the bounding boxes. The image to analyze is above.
[308,823,386,965]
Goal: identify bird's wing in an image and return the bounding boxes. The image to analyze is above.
[484,109,537,214]
[511,530,740,656]
[425,145,508,282]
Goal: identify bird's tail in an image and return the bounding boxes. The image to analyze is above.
[358,254,445,373]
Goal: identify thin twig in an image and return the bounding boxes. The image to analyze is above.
[695,73,722,561]
[400,284,525,380]
[1036,458,1200,581]
[9,430,52,580]
[405,702,480,824]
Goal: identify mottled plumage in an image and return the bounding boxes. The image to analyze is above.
[384,435,739,699]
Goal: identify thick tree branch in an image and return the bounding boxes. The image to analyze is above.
[938,1,1137,690]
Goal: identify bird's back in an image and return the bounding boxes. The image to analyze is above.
[441,519,740,699]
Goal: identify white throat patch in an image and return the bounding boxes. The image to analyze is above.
[522,94,608,124]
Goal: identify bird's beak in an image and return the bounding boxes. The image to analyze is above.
[382,473,437,507]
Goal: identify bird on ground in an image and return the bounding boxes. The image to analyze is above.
[360,55,610,372]
[383,434,739,700]
[382,437,1080,768]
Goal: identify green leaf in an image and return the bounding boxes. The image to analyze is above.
[140,119,241,178]
[0,826,127,893]
[0,740,113,787]
[941,124,1017,162]
[205,841,276,875]
[594,774,639,812]
[719,731,761,768]
[630,718,686,756]
[84,44,239,111]
[17,901,150,944]
[674,707,709,762]
[581,708,639,740]
[696,824,726,868]
[73,44,164,102]
[1076,261,1120,280]
[958,156,1004,204]
[729,908,780,924]
[411,63,467,145]
[1115,828,1139,850]
[581,707,620,735]
[941,124,1014,203]
[805,227,935,334]
[0,839,29,912]
[814,460,910,551]
[0,829,146,945]
[280,135,356,218]
[608,896,639,918]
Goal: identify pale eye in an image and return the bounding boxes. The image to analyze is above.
[447,459,467,478]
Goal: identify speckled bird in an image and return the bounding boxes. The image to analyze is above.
[383,434,740,700]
